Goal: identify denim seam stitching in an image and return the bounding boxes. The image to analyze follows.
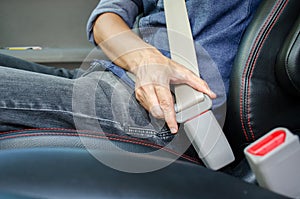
[0,106,121,126]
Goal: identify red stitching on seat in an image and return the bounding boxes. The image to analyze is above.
[240,0,288,141]
[1,127,169,145]
[0,130,201,165]
[0,128,164,151]
[246,0,289,140]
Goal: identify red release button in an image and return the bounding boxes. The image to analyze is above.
[247,130,286,156]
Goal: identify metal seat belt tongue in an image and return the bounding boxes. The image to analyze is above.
[164,0,235,170]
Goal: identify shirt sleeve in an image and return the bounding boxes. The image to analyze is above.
[86,0,142,46]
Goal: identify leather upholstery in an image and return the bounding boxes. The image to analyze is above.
[0,128,201,165]
[276,15,300,97]
[224,0,300,160]
[0,148,288,199]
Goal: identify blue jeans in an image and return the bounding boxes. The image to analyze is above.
[0,54,174,146]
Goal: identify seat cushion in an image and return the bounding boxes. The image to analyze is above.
[0,148,289,199]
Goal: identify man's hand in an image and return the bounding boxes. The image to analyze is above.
[132,48,216,134]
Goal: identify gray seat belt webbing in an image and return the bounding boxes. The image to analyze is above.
[164,0,235,170]
[164,0,204,113]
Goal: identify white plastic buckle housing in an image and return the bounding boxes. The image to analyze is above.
[244,128,300,198]
[175,95,235,170]
[176,94,211,123]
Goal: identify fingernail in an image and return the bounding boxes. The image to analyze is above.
[210,91,217,98]
[170,128,177,134]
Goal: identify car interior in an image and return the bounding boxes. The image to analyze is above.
[0,0,299,198]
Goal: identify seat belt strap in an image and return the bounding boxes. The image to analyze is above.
[163,0,204,113]
[164,0,235,170]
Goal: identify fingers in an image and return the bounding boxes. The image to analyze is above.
[136,85,164,119]
[133,55,218,135]
[186,74,217,99]
[155,85,178,134]
[135,84,178,134]
[170,61,217,99]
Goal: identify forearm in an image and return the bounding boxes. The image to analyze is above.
[93,12,157,73]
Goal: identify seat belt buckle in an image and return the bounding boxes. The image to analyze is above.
[244,127,300,198]
[176,95,235,170]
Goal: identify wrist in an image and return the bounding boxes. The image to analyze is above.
[120,46,161,74]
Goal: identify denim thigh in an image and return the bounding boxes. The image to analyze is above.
[0,64,173,145]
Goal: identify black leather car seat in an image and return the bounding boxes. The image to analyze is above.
[0,0,298,198]
[224,0,300,161]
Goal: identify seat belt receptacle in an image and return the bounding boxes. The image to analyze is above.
[244,127,300,198]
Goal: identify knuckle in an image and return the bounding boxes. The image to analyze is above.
[159,99,172,112]
[181,72,189,80]
[201,79,208,86]
[135,89,143,100]
[201,81,209,89]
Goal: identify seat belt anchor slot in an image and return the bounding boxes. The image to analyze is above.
[244,128,300,198]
